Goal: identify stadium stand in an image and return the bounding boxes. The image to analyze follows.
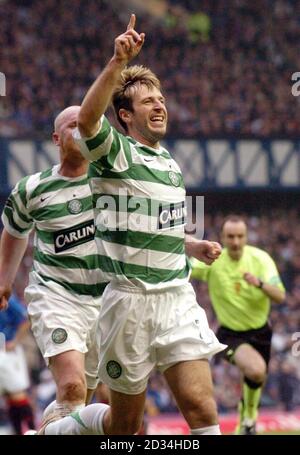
[0,0,299,138]
[0,0,300,434]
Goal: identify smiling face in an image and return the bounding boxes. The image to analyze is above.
[119,83,168,148]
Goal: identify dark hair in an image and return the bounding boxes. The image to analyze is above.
[112,65,161,132]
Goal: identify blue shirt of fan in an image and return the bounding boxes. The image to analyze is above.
[0,294,27,342]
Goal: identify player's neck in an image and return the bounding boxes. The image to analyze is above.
[129,130,160,150]
[228,251,243,261]
[59,158,88,177]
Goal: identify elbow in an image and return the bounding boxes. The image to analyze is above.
[276,292,286,304]
[77,116,98,139]
[280,292,286,304]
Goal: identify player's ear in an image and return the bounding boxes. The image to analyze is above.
[119,108,131,126]
[52,132,60,146]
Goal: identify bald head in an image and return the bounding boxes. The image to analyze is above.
[221,217,248,260]
[52,105,83,160]
[54,105,80,133]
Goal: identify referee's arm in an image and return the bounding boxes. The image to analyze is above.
[243,272,286,304]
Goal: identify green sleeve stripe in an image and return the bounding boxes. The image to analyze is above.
[86,117,111,151]
[97,129,132,170]
[30,178,88,200]
[38,274,108,297]
[30,196,92,221]
[9,194,32,224]
[98,129,123,169]
[95,254,190,284]
[34,248,99,269]
[3,207,30,234]
[18,176,30,207]
[95,229,184,255]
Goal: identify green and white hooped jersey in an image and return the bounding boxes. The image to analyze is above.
[74,116,190,290]
[1,165,107,299]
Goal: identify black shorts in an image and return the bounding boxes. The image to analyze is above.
[216,322,272,366]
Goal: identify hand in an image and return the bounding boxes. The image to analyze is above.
[193,240,222,265]
[114,14,145,65]
[243,272,260,287]
[0,285,11,311]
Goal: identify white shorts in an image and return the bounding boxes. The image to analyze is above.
[0,345,30,394]
[25,284,102,390]
[98,282,226,394]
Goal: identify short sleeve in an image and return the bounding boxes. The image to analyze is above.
[262,254,285,291]
[1,177,34,239]
[73,116,131,172]
[73,116,109,161]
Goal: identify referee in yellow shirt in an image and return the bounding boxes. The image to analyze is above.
[191,215,286,435]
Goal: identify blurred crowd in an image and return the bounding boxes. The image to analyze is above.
[0,207,299,431]
[1,0,300,139]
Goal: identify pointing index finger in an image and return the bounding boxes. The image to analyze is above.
[127,13,136,31]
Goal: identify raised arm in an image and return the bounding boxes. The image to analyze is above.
[77,14,145,138]
[0,229,28,310]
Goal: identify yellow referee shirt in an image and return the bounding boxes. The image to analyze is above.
[191,245,285,331]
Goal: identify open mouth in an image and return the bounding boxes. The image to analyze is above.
[149,116,165,125]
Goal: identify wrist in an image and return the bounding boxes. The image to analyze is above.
[110,56,128,70]
[257,279,264,289]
